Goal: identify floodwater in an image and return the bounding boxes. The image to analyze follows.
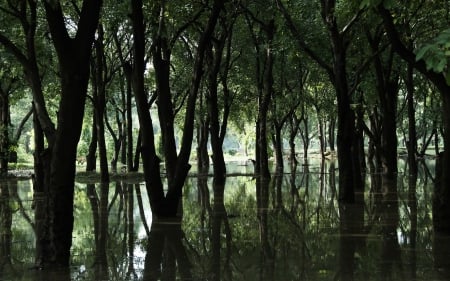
[0,159,449,281]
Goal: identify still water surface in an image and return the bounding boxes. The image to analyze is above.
[0,160,449,280]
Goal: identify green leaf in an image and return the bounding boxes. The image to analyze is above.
[416,45,432,61]
[434,59,447,73]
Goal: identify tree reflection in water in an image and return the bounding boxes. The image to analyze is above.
[143,220,192,281]
[0,180,12,275]
[2,159,450,280]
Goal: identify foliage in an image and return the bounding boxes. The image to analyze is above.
[416,29,450,85]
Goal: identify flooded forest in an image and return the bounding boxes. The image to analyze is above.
[0,0,450,280]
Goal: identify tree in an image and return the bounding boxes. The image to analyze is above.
[205,4,238,185]
[40,0,102,267]
[131,0,225,217]
[276,0,366,202]
[373,2,450,232]
[243,0,276,179]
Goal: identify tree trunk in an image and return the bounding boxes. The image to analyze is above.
[328,118,336,152]
[0,91,8,176]
[406,63,418,176]
[42,0,102,266]
[32,105,49,267]
[272,126,284,174]
[288,116,300,173]
[93,25,109,182]
[130,0,165,216]
[0,180,12,269]
[323,1,362,202]
[126,70,134,171]
[300,115,309,163]
[380,80,398,179]
[86,112,97,172]
[205,33,228,184]
[196,115,210,176]
[258,20,275,179]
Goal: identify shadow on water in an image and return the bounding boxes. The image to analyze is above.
[2,158,450,280]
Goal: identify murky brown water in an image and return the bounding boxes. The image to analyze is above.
[0,159,449,280]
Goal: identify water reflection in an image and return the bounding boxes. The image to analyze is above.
[143,221,191,281]
[0,180,12,275]
[1,159,449,280]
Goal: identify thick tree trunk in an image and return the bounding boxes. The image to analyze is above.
[49,61,93,265]
[42,0,102,266]
[380,81,398,179]
[324,2,362,202]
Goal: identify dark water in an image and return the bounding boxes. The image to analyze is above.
[1,159,449,281]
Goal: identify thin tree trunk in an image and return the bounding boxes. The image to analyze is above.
[406,62,418,175]
[258,20,275,179]
[206,33,227,184]
[93,25,109,182]
[86,111,98,172]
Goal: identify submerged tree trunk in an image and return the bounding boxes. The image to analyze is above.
[41,0,102,267]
